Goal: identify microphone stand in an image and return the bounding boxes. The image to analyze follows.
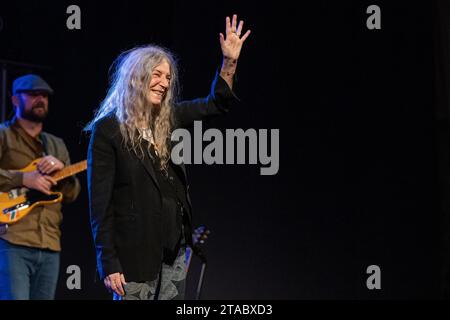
[193,246,207,300]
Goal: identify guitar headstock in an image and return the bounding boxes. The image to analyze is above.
[192,225,210,247]
[187,225,210,266]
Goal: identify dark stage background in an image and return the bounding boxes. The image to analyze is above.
[0,0,444,299]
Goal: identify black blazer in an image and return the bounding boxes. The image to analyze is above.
[87,71,237,282]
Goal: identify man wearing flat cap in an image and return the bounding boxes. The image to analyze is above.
[0,74,80,300]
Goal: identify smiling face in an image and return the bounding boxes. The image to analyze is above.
[148,59,171,107]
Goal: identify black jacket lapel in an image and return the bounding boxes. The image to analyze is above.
[137,141,161,193]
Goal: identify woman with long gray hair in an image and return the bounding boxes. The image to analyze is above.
[86,14,250,300]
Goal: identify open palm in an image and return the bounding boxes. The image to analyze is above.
[220,14,251,60]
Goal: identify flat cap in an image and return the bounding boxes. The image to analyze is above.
[12,74,54,95]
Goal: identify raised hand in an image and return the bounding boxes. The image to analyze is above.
[220,14,251,61]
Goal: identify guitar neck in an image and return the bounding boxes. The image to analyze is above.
[51,160,87,182]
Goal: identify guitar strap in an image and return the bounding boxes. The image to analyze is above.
[39,133,48,156]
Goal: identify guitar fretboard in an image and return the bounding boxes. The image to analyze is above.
[51,160,87,182]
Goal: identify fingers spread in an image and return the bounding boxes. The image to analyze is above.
[231,14,237,31]
[225,16,231,35]
[237,20,244,36]
[241,30,251,42]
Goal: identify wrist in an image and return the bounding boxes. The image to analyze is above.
[221,61,237,79]
[221,57,237,70]
[15,171,24,188]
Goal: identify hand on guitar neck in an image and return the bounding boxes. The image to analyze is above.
[22,156,64,195]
